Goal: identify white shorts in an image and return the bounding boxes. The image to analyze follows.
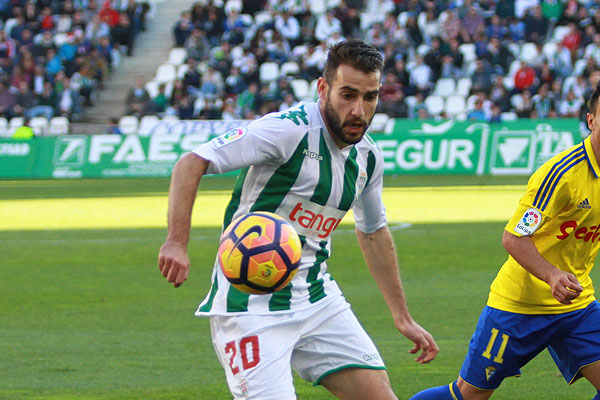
[209,296,386,400]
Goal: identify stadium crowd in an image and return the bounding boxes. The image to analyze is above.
[0,0,150,122]
[122,0,600,129]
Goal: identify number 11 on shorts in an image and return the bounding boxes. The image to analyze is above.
[224,335,260,375]
[482,328,510,364]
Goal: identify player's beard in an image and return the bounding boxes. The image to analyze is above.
[324,91,372,146]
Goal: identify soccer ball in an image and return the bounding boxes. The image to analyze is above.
[218,211,302,294]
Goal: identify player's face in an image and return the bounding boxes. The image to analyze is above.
[587,102,600,152]
[318,64,380,148]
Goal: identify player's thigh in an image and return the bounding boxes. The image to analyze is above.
[456,377,494,400]
[581,362,600,390]
[459,306,556,390]
[320,367,397,400]
[290,302,386,385]
[210,314,298,400]
[548,301,600,385]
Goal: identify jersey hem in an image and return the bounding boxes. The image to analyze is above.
[458,373,521,391]
[487,293,595,315]
[312,365,387,386]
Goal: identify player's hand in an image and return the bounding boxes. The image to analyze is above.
[396,319,439,364]
[548,269,582,304]
[158,240,190,288]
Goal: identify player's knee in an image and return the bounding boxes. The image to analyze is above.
[409,381,463,400]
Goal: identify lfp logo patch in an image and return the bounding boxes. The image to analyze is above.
[214,127,246,147]
[514,208,542,236]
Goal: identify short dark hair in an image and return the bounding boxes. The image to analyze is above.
[589,82,600,115]
[322,39,384,85]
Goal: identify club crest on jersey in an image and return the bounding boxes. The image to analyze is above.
[214,127,246,147]
[357,171,368,195]
[514,208,542,236]
[485,366,497,381]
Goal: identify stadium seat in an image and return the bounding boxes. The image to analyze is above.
[155,63,177,83]
[433,78,456,97]
[542,42,557,60]
[519,42,539,64]
[445,94,466,118]
[562,75,577,97]
[508,59,521,78]
[167,48,187,66]
[574,59,587,76]
[177,63,189,79]
[119,115,139,135]
[404,95,417,109]
[280,61,301,77]
[501,111,518,121]
[292,44,309,59]
[510,94,523,109]
[397,11,409,26]
[424,95,445,116]
[194,96,206,114]
[161,115,180,124]
[48,116,70,135]
[308,79,319,101]
[456,77,472,97]
[253,11,272,27]
[8,117,24,135]
[0,117,9,137]
[259,62,280,83]
[231,45,244,60]
[239,13,253,27]
[3,18,17,35]
[308,1,327,15]
[417,43,430,56]
[507,42,520,59]
[503,76,515,90]
[552,25,570,42]
[29,116,49,136]
[145,79,160,99]
[290,79,310,100]
[369,113,389,132]
[138,115,160,136]
[458,43,477,63]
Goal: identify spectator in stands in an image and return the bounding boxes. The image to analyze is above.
[405,14,423,48]
[29,81,56,120]
[514,62,537,93]
[222,97,240,120]
[0,80,15,118]
[532,83,554,118]
[13,80,35,117]
[314,9,342,43]
[440,10,460,43]
[471,59,493,94]
[224,66,247,95]
[365,22,386,49]
[558,89,583,117]
[200,64,224,99]
[424,37,443,80]
[237,81,258,118]
[86,14,111,46]
[515,89,534,118]
[99,1,120,28]
[334,1,361,38]
[460,5,485,43]
[409,54,433,96]
[126,76,150,117]
[185,28,210,61]
[507,17,526,42]
[382,11,406,46]
[420,9,440,45]
[275,9,300,49]
[150,83,168,115]
[34,30,56,60]
[525,5,549,42]
[486,15,508,39]
[105,116,122,134]
[486,37,514,75]
[378,71,408,118]
[182,58,201,91]
[173,10,194,48]
[467,98,488,121]
[222,9,246,46]
[174,94,195,119]
[56,76,82,119]
[111,13,134,56]
[71,64,96,106]
[489,103,503,123]
[490,75,511,112]
[408,91,427,119]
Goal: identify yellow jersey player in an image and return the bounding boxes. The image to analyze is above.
[410,85,600,400]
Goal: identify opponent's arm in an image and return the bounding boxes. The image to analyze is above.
[502,230,583,304]
[158,153,209,288]
[356,226,438,364]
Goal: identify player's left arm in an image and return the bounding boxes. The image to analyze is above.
[356,226,439,364]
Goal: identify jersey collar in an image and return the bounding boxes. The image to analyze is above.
[583,136,600,178]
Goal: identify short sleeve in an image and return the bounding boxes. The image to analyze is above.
[353,149,387,234]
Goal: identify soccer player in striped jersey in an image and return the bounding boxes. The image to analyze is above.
[158,39,438,399]
[410,86,600,400]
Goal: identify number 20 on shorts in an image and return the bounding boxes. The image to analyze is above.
[482,328,510,363]
[225,335,260,375]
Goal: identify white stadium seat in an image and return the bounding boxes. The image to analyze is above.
[280,61,300,77]
[519,42,539,64]
[138,115,160,136]
[48,116,70,135]
[458,43,477,63]
[290,79,310,100]
[434,78,456,97]
[29,116,49,136]
[445,94,466,118]
[167,47,187,66]
[424,95,444,116]
[0,117,9,137]
[155,63,177,83]
[8,117,24,135]
[456,77,472,97]
[119,115,139,135]
[259,62,279,83]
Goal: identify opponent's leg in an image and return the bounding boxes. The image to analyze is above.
[409,380,464,399]
[320,367,397,400]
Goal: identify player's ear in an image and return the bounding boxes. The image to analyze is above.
[588,112,594,132]
[317,77,328,102]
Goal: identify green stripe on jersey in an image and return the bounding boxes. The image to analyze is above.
[251,133,309,213]
[338,147,359,211]
[223,167,249,228]
[307,240,329,303]
[366,150,376,187]
[310,129,333,205]
[227,286,250,312]
[198,272,219,312]
[268,235,307,311]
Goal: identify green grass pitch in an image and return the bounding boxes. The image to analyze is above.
[1,176,598,399]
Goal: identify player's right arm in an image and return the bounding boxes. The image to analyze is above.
[502,230,583,304]
[158,153,209,288]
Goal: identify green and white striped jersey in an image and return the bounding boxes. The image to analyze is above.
[193,101,387,315]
